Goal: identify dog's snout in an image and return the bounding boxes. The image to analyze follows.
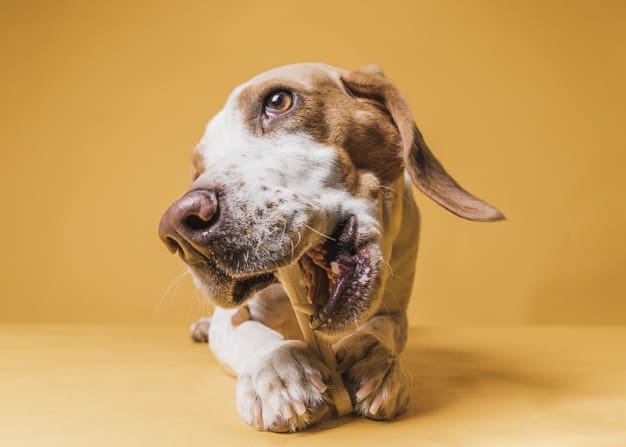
[158,189,220,261]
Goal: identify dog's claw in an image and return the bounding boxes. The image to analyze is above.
[356,380,375,401]
[311,373,328,393]
[293,400,307,416]
[368,393,384,416]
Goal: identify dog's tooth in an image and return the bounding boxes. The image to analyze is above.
[291,303,318,315]
[330,261,340,275]
[310,314,327,330]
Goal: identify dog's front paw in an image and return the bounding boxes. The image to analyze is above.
[189,316,212,343]
[337,333,412,420]
[236,340,331,432]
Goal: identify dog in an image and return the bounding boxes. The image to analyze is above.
[158,63,504,432]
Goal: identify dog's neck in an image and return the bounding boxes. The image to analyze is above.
[377,172,420,316]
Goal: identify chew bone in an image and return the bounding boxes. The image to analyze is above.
[277,264,354,417]
[276,175,383,418]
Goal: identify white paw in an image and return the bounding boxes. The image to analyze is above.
[336,333,412,420]
[236,340,331,432]
[189,316,212,342]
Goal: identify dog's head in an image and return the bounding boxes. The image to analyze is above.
[159,63,503,335]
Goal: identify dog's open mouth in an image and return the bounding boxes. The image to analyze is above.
[298,216,380,332]
[189,215,380,328]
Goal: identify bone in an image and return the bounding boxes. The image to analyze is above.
[276,264,354,417]
[290,303,318,316]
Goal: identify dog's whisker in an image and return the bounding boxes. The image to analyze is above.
[279,218,287,245]
[380,290,405,329]
[379,185,399,195]
[303,224,336,242]
[189,286,211,326]
[285,232,296,264]
[380,259,395,278]
[287,231,302,264]
[379,184,412,205]
[152,268,190,319]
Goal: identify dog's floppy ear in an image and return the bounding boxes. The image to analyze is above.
[354,64,386,78]
[341,67,504,222]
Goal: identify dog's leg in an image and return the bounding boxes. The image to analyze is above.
[209,306,331,432]
[335,312,412,420]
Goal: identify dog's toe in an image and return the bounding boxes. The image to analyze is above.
[338,332,412,420]
[236,340,331,432]
[189,317,212,343]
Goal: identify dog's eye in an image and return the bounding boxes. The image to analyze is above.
[264,90,293,115]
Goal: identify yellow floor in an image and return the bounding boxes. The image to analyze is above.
[1,325,625,447]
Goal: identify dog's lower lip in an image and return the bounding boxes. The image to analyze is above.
[232,272,277,303]
[299,215,371,329]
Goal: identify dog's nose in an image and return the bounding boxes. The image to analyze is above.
[158,189,220,261]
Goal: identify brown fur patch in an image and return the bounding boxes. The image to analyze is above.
[231,304,251,326]
[341,69,505,222]
[191,146,206,181]
[235,64,404,186]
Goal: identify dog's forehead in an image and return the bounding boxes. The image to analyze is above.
[193,64,345,175]
[194,62,404,185]
[205,63,344,133]
[248,63,344,87]
[230,63,345,105]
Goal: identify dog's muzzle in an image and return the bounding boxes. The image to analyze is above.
[158,188,279,306]
[159,188,383,334]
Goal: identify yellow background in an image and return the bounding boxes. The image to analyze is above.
[1,0,625,326]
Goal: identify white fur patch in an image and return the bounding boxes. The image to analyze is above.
[191,90,380,275]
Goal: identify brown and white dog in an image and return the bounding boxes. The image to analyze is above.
[158,63,503,432]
